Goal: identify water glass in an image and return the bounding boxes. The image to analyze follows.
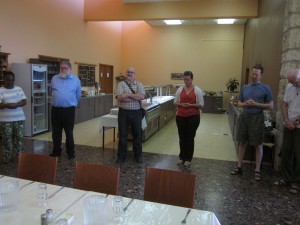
[36,183,48,207]
[84,195,107,225]
[112,196,124,215]
[0,180,19,212]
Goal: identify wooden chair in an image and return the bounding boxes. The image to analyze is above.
[144,167,196,208]
[17,152,58,184]
[73,161,120,195]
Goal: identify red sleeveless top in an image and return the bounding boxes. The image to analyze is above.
[176,88,200,117]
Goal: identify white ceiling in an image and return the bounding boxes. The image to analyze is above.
[122,0,247,26]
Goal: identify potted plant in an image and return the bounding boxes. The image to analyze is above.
[226,78,239,92]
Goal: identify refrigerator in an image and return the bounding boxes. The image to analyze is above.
[12,63,48,136]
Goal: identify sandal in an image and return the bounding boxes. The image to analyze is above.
[230,166,243,175]
[254,171,261,181]
[289,186,299,194]
[273,179,289,186]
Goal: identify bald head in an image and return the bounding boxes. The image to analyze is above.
[287,69,300,86]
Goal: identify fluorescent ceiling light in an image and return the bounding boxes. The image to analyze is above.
[164,20,182,25]
[217,19,235,24]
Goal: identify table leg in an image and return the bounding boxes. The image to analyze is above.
[103,127,105,150]
[113,128,115,142]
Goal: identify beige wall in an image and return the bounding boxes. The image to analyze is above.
[1,0,244,93]
[121,21,244,92]
[0,0,122,83]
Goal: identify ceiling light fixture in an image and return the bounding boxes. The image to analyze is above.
[164,20,182,25]
[217,19,235,24]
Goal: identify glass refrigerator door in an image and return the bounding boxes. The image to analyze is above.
[32,65,48,134]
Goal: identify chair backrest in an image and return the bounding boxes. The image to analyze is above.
[17,152,58,184]
[73,161,120,195]
[144,167,196,208]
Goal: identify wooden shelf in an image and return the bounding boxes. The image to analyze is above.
[78,64,96,87]
[0,52,10,86]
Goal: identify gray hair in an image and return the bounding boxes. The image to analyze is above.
[60,60,72,69]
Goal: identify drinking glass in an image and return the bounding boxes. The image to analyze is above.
[0,180,19,212]
[36,183,48,207]
[112,196,124,215]
[84,195,107,225]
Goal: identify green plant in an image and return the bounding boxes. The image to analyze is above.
[226,78,239,92]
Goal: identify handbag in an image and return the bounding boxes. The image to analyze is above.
[124,81,148,129]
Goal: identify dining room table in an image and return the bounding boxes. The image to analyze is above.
[0,175,221,225]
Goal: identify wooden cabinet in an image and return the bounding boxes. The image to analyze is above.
[202,96,223,113]
[94,96,105,117]
[0,52,10,86]
[159,99,176,129]
[75,97,95,124]
[104,94,113,115]
[78,64,96,87]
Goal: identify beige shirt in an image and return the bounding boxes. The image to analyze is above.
[283,83,300,127]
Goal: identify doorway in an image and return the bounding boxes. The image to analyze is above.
[99,64,114,94]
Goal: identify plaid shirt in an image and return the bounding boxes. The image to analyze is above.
[116,80,145,110]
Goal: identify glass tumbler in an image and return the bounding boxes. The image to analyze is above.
[36,183,48,207]
[0,180,19,212]
[84,195,107,225]
[112,196,124,215]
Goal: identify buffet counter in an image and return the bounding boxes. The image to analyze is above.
[100,96,175,148]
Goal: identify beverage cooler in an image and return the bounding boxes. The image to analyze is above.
[12,63,48,136]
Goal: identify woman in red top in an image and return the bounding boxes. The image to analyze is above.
[174,71,204,167]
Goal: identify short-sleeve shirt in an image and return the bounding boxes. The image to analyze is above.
[239,83,273,113]
[116,80,145,110]
[0,86,27,122]
[283,83,300,124]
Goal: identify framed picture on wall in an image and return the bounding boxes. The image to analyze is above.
[171,73,183,80]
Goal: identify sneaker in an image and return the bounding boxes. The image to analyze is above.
[254,171,261,181]
[230,166,243,175]
[177,160,184,165]
[183,161,192,167]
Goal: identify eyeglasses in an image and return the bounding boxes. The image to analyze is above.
[60,67,70,70]
[127,71,135,74]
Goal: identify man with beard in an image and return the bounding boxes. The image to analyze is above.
[49,61,81,160]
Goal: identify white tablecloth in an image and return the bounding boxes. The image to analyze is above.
[0,175,221,225]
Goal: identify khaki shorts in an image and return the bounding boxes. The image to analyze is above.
[236,111,264,146]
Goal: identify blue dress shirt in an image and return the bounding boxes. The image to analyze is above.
[51,74,81,107]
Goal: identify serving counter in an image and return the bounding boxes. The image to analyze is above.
[100,96,176,149]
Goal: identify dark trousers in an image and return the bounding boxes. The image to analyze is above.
[118,108,142,159]
[281,127,300,186]
[51,106,76,157]
[176,115,200,162]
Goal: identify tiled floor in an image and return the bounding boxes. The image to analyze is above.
[1,113,300,224]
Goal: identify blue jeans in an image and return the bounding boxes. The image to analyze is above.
[117,108,142,159]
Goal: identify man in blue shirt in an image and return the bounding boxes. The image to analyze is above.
[49,61,81,160]
[230,65,273,181]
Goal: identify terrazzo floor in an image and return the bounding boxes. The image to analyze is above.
[0,113,299,225]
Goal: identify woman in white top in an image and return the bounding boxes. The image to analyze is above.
[174,71,204,167]
[0,71,27,164]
